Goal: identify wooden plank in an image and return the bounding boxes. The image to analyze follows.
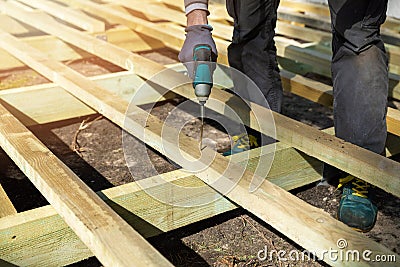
[388,108,400,137]
[279,69,400,136]
[17,0,105,32]
[277,7,400,46]
[280,0,400,33]
[276,20,331,45]
[0,172,235,266]
[280,0,330,17]
[0,26,164,71]
[0,184,16,218]
[58,0,188,58]
[73,1,400,119]
[275,20,400,67]
[0,14,38,35]
[1,126,399,266]
[105,0,234,41]
[278,7,331,31]
[0,2,396,266]
[171,62,400,137]
[1,28,398,267]
[0,140,321,266]
[0,100,172,267]
[4,0,399,196]
[0,74,172,267]
[0,71,175,126]
[91,2,400,98]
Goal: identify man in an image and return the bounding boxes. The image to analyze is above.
[179,0,389,232]
[179,0,283,154]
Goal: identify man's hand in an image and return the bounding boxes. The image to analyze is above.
[179,10,218,78]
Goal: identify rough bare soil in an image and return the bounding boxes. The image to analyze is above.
[0,50,399,267]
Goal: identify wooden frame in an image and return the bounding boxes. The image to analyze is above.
[0,0,399,266]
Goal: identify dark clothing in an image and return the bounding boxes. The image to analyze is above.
[224,0,388,185]
[323,0,389,185]
[226,0,283,113]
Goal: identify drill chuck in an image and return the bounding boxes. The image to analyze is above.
[195,83,211,104]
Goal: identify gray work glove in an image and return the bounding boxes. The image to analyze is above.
[178,24,218,79]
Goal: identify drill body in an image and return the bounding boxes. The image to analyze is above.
[193,45,213,105]
[192,44,213,147]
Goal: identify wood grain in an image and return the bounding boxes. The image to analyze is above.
[0,22,397,267]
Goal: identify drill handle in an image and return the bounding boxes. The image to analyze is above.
[193,44,212,62]
[193,44,213,89]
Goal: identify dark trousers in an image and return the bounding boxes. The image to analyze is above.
[226,0,283,113]
[323,0,389,185]
[225,0,389,184]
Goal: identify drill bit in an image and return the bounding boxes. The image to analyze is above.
[199,102,205,149]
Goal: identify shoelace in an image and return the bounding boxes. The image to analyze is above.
[338,175,370,198]
[232,134,259,149]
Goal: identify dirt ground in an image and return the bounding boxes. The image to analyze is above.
[0,49,399,267]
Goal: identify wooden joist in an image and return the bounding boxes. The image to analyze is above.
[279,0,400,33]
[0,100,172,267]
[0,172,235,266]
[92,0,400,98]
[1,10,400,267]
[2,136,400,266]
[0,71,175,126]
[3,0,399,197]
[0,140,323,266]
[0,14,41,35]
[17,0,105,32]
[0,26,164,71]
[280,0,330,17]
[0,184,16,218]
[279,69,400,136]
[56,0,400,119]
[0,1,398,266]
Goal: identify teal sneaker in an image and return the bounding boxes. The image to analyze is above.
[223,133,259,156]
[337,175,378,232]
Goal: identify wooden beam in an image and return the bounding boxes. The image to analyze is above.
[388,108,400,136]
[0,174,234,266]
[1,14,399,267]
[16,0,105,32]
[104,0,233,41]
[0,14,40,35]
[4,0,399,196]
[64,0,400,127]
[0,140,321,266]
[0,184,16,218]
[276,20,331,45]
[158,0,400,67]
[58,0,188,60]
[280,0,400,33]
[1,127,399,266]
[277,7,400,46]
[275,20,400,67]
[0,26,164,70]
[89,1,400,98]
[171,63,400,137]
[0,71,175,126]
[280,0,330,17]
[279,69,400,136]
[0,99,172,266]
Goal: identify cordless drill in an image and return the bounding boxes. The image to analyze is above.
[192,44,213,148]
